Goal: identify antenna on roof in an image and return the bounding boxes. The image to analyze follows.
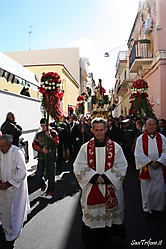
[29,25,34,50]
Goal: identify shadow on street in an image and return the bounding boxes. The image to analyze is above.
[1,159,166,249]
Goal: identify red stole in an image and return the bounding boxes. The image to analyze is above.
[87,138,118,209]
[141,131,166,182]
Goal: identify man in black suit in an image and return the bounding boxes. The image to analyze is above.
[106,118,121,144]
[68,114,81,163]
[157,119,166,137]
[1,112,22,147]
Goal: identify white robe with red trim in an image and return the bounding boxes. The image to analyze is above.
[73,141,128,229]
[134,133,166,212]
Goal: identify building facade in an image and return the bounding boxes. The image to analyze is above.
[5,48,81,113]
[114,0,166,119]
[0,52,42,173]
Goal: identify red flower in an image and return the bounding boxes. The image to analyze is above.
[57,91,64,99]
[41,72,61,84]
[144,92,149,97]
[130,93,137,99]
[77,95,85,101]
[132,109,136,114]
[132,79,148,89]
[69,106,74,111]
[38,86,46,94]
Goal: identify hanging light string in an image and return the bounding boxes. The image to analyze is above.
[104,43,127,57]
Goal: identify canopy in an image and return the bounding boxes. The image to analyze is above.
[0,52,39,87]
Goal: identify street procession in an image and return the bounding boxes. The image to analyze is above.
[0,0,166,249]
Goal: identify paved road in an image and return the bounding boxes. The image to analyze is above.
[1,160,166,249]
[123,162,166,248]
[15,165,84,249]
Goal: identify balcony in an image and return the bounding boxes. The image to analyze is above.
[121,69,136,85]
[116,69,136,96]
[115,79,128,97]
[115,51,127,74]
[129,39,153,74]
[117,85,128,96]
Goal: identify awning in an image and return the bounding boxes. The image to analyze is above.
[0,52,39,87]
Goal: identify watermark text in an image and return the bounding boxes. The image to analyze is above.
[131,239,163,246]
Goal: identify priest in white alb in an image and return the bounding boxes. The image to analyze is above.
[134,118,166,218]
[0,134,30,249]
[73,118,128,249]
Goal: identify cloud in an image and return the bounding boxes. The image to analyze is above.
[66,37,117,91]
[67,37,97,57]
[66,37,124,91]
[66,0,139,91]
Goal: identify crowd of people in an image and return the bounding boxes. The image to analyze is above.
[0,111,166,248]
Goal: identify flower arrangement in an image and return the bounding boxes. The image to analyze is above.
[76,95,85,115]
[132,79,148,90]
[39,71,64,121]
[129,79,149,102]
[129,79,156,119]
[39,72,61,92]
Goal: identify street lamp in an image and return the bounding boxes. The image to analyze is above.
[104,52,109,57]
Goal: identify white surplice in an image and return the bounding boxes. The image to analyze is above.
[73,141,128,229]
[134,133,166,212]
[0,145,30,241]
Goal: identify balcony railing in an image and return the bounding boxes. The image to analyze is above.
[115,69,136,96]
[122,69,136,84]
[115,51,127,71]
[129,40,153,69]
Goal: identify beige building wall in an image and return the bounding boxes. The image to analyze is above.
[26,64,79,113]
[5,48,81,114]
[0,74,39,99]
[5,47,80,83]
[0,77,22,92]
[121,92,130,117]
[61,67,79,112]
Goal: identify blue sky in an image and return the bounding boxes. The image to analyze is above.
[1,0,140,90]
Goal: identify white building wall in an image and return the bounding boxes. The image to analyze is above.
[0,90,42,172]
